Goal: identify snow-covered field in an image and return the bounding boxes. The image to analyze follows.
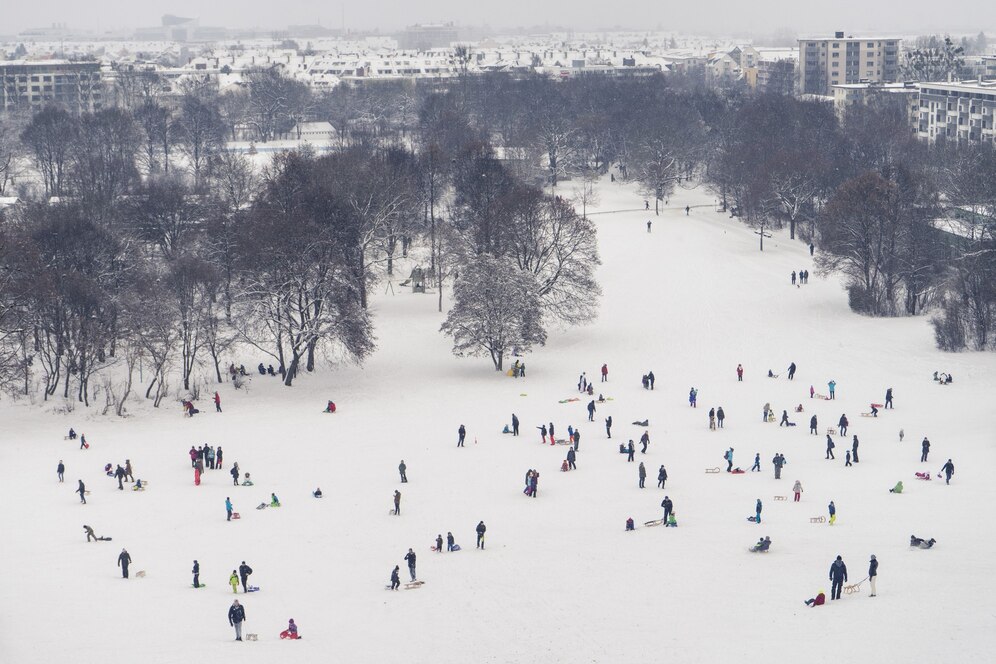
[2,179,994,663]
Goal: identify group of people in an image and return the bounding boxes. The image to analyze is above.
[790,270,810,286]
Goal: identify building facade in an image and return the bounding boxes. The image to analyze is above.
[914,80,996,145]
[0,60,102,114]
[798,32,901,96]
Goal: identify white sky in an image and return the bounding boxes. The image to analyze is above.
[3,1,995,37]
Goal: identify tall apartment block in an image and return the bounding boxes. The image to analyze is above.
[798,32,901,96]
[0,60,103,114]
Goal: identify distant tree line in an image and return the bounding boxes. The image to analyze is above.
[0,68,994,408]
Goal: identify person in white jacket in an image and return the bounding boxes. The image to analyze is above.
[793,480,803,502]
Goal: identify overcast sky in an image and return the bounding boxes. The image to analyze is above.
[5,1,995,37]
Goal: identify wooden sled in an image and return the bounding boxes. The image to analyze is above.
[404,581,425,590]
[705,467,721,473]
[809,516,825,523]
[860,413,876,417]
[826,428,836,436]
[773,495,787,501]
[553,439,573,446]
[135,570,146,578]
[843,578,867,595]
[246,634,258,641]
[232,512,241,519]
[816,394,830,400]
[643,519,664,527]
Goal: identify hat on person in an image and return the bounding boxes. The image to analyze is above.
[870,554,876,560]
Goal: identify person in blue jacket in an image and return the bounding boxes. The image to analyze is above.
[829,555,848,600]
[755,498,762,524]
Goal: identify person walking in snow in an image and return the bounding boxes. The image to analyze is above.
[605,416,612,439]
[828,380,836,399]
[457,425,466,447]
[447,532,455,552]
[829,555,847,600]
[578,372,587,392]
[399,461,407,483]
[772,453,785,479]
[689,387,697,407]
[638,462,647,488]
[725,447,734,472]
[640,431,650,454]
[118,548,132,578]
[57,460,65,483]
[736,364,744,381]
[921,438,930,462]
[885,388,894,409]
[751,453,761,472]
[404,549,417,581]
[238,561,253,592]
[124,459,134,482]
[627,440,635,462]
[709,408,716,430]
[828,501,837,525]
[851,436,859,463]
[755,499,762,524]
[658,465,667,488]
[511,413,519,436]
[868,555,878,597]
[780,410,790,427]
[192,560,200,588]
[230,463,240,486]
[587,400,596,422]
[647,371,655,390]
[530,471,539,497]
[393,490,401,515]
[114,464,125,490]
[228,599,246,640]
[793,480,803,502]
[567,446,577,470]
[390,566,401,590]
[225,497,234,521]
[549,422,555,443]
[601,364,608,382]
[763,402,771,422]
[810,414,818,435]
[838,414,848,436]
[791,271,797,286]
[435,534,443,552]
[825,435,836,460]
[84,525,98,542]
[845,450,852,467]
[214,391,222,413]
[716,406,725,428]
[810,385,815,399]
[538,424,548,444]
[941,459,955,484]
[229,570,239,593]
[787,362,796,380]
[573,428,582,451]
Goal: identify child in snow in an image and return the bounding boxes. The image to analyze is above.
[804,591,826,607]
[665,512,678,527]
[890,481,904,494]
[313,488,323,498]
[280,619,300,639]
[229,571,240,593]
[626,518,635,531]
[270,493,280,507]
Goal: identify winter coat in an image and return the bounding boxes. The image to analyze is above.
[658,467,667,481]
[574,430,582,444]
[829,560,847,582]
[638,464,647,478]
[811,593,826,606]
[567,449,576,462]
[661,498,673,512]
[228,604,246,625]
[477,522,486,536]
[192,561,199,575]
[773,455,784,468]
[405,551,417,567]
[118,551,131,567]
[756,500,762,514]
[792,481,803,494]
[225,498,233,512]
[810,416,817,428]
[838,415,848,427]
[390,568,400,583]
[239,563,253,579]
[828,503,836,516]
[869,559,878,577]
[716,408,725,420]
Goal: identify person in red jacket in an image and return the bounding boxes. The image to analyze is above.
[601,364,608,382]
[736,364,744,381]
[214,391,222,412]
[805,590,826,607]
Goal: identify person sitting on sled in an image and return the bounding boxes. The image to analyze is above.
[750,536,771,552]
[625,518,635,531]
[270,493,280,507]
[242,473,254,486]
[313,488,323,498]
[804,590,826,607]
[560,459,570,472]
[870,404,879,417]
[68,428,77,440]
[280,618,299,639]
[324,401,336,413]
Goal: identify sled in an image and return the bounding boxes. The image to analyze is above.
[192,584,206,588]
[519,393,527,397]
[816,394,829,400]
[96,536,112,541]
[241,481,255,486]
[279,633,301,640]
[135,571,146,578]
[826,428,836,436]
[232,512,241,519]
[451,544,461,551]
[257,503,269,510]
[809,516,825,523]
[844,577,867,595]
[860,413,875,417]
[83,442,90,449]
[705,467,721,473]
[247,585,260,592]
[644,519,664,527]
[870,403,884,409]
[506,369,514,377]
[773,495,787,501]
[430,546,439,552]
[246,634,258,642]
[404,581,425,590]
[914,472,932,481]
[558,398,581,404]
[632,420,649,427]
[731,469,746,474]
[553,439,573,446]
[748,547,771,553]
[747,516,759,522]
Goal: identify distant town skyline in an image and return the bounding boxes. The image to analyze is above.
[3,1,995,38]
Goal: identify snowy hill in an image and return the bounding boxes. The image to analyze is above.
[2,178,994,663]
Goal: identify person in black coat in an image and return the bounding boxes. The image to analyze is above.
[826,435,835,459]
[476,521,487,549]
[787,362,796,380]
[511,414,519,436]
[941,459,955,484]
[661,496,673,522]
[457,425,466,447]
[78,479,87,504]
[638,462,647,488]
[404,549,417,580]
[605,416,612,439]
[118,549,132,578]
[228,600,247,640]
[390,566,401,590]
[435,534,443,552]
[398,461,407,483]
[567,447,577,470]
[640,431,650,454]
[627,440,635,462]
[446,532,455,552]
[809,415,818,435]
[573,428,582,451]
[114,464,126,490]
[851,436,859,463]
[716,406,725,428]
[885,388,893,409]
[587,400,596,422]
[868,555,878,597]
[921,438,930,462]
[192,560,200,588]
[57,460,65,482]
[238,561,253,592]
[647,371,655,390]
[829,556,848,600]
[657,466,668,488]
[838,414,848,436]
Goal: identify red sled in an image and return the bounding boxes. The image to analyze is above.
[914,472,932,481]
[232,512,241,519]
[83,442,90,449]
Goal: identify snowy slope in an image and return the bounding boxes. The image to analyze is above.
[2,177,995,664]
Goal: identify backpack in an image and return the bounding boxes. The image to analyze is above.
[828,440,835,448]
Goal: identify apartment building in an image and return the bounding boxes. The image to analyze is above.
[0,60,102,114]
[914,79,996,145]
[798,31,901,96]
[831,81,919,119]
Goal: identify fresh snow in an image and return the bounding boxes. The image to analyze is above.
[2,178,994,663]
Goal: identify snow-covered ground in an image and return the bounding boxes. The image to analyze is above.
[2,178,995,663]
